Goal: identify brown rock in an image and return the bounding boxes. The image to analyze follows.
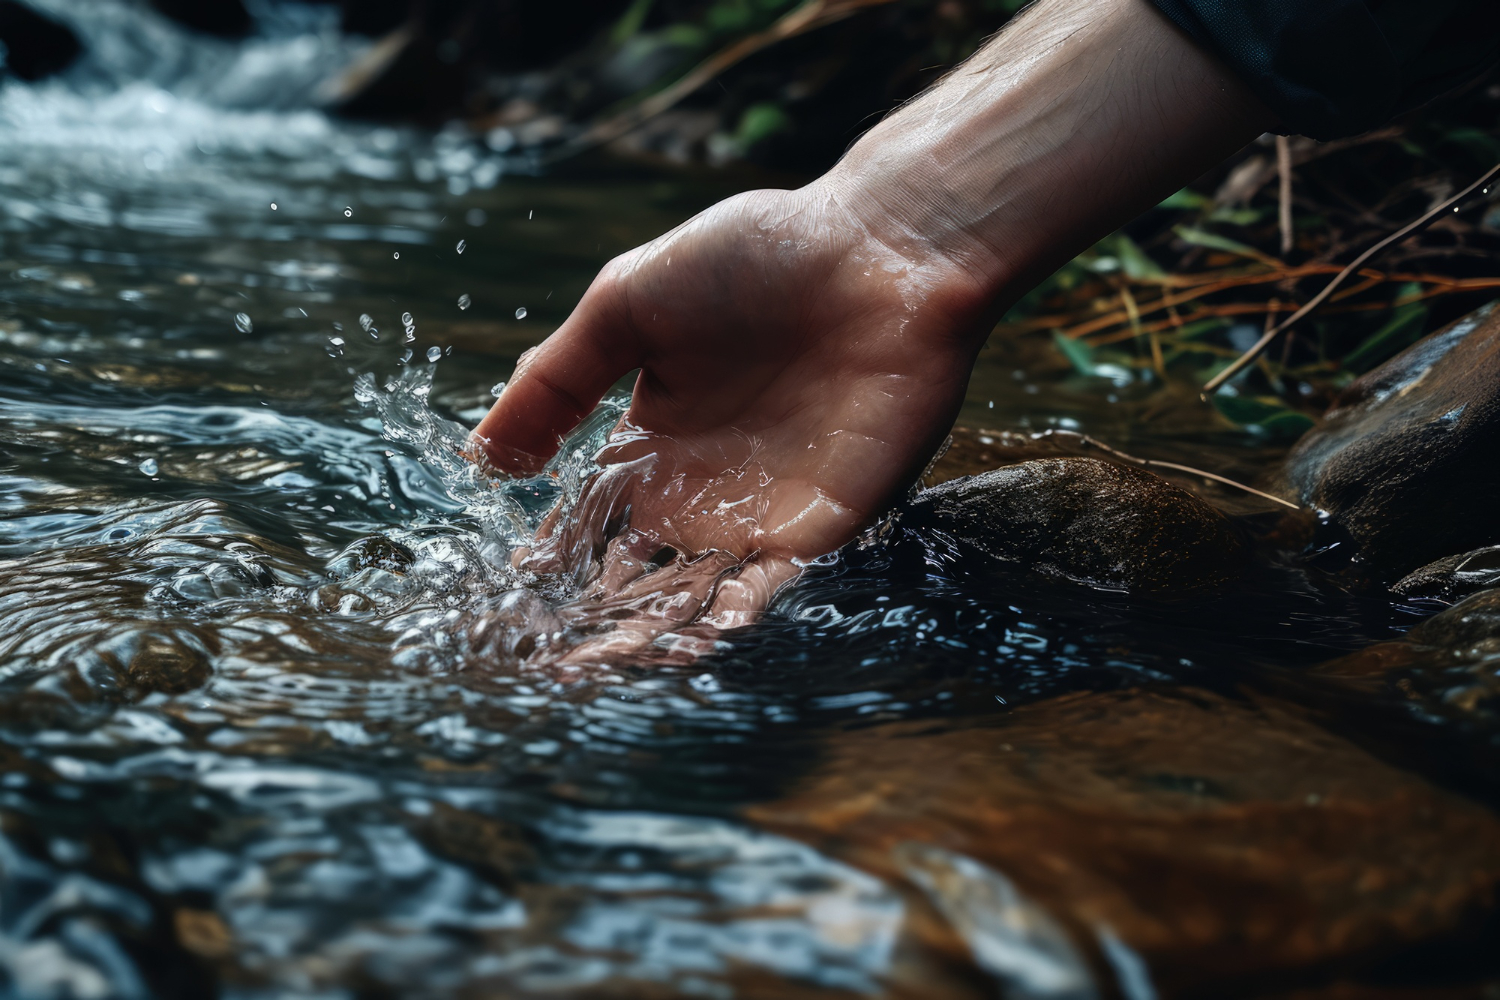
[907,456,1249,593]
[1280,302,1500,580]
[749,688,1500,997]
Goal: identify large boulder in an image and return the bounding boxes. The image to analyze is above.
[906,456,1249,594]
[1280,301,1500,580]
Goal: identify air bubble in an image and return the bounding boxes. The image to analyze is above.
[456,239,466,254]
[234,312,253,334]
[327,336,345,358]
[457,293,471,310]
[270,202,277,211]
[514,307,527,320]
[426,346,442,362]
[401,312,413,326]
[393,252,400,259]
[139,458,159,477]
[343,206,352,217]
[359,313,373,331]
[490,381,506,397]
[398,348,413,365]
[403,328,415,343]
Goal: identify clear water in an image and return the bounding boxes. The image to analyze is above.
[2,4,1497,999]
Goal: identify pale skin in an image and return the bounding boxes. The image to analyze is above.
[473,0,1276,637]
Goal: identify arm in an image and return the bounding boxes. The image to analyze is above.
[473,0,1274,625]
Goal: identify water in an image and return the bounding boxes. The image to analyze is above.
[1,4,1498,998]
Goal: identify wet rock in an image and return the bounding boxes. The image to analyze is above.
[124,631,211,695]
[1281,301,1500,581]
[147,0,250,38]
[0,1,82,81]
[906,457,1248,593]
[749,688,1500,997]
[1393,545,1500,604]
[327,535,415,578]
[924,426,1081,485]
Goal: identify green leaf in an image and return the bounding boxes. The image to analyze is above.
[1052,330,1096,375]
[1158,188,1211,211]
[733,101,791,149]
[1101,233,1165,281]
[1173,225,1271,262]
[1343,284,1428,372]
[1211,393,1314,439]
[1208,206,1268,226]
[610,0,656,45]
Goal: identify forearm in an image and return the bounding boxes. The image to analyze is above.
[819,0,1274,328]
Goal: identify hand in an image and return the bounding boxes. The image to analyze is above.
[473,180,993,632]
[472,0,1271,655]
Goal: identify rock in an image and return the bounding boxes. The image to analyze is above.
[748,688,1500,997]
[923,426,1081,485]
[1280,301,1500,581]
[1392,545,1500,604]
[906,457,1249,593]
[0,1,82,81]
[124,631,212,695]
[147,0,250,38]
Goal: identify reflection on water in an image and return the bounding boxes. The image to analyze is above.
[2,3,1499,998]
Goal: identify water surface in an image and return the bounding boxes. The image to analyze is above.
[2,5,1498,998]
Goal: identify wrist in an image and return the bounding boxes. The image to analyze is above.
[818,0,1273,323]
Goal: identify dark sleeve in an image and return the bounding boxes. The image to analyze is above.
[1146,0,1500,140]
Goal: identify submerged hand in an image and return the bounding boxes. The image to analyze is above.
[473,0,1271,648]
[473,181,991,627]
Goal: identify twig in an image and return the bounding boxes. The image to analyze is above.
[1041,430,1302,510]
[1276,135,1294,256]
[1201,157,1500,395]
[553,0,897,159]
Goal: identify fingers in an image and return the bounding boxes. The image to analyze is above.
[472,272,638,475]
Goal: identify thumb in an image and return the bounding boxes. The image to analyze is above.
[472,276,638,475]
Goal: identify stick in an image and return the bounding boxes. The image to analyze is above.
[1202,158,1500,395]
[1276,135,1294,256]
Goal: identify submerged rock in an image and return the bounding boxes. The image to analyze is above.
[0,1,82,81]
[750,688,1500,997]
[907,457,1248,593]
[1281,301,1500,580]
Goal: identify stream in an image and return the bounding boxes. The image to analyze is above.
[2,3,1498,999]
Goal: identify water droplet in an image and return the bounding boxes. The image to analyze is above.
[139,458,159,477]
[359,313,373,331]
[456,239,466,254]
[514,307,527,320]
[270,202,278,211]
[401,312,413,326]
[343,206,352,217]
[234,312,253,334]
[426,346,442,362]
[393,252,400,259]
[457,293,471,311]
[490,381,506,397]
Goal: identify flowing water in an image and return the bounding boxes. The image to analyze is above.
[2,4,1499,999]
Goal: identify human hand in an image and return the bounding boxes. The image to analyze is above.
[472,180,994,631]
